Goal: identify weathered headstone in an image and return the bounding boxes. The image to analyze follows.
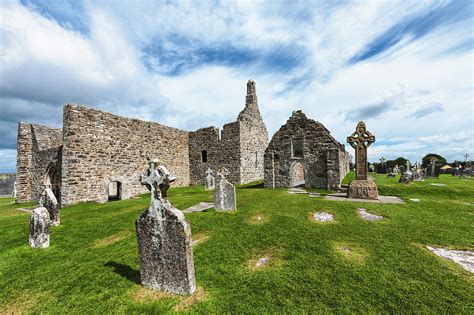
[426,158,440,178]
[399,161,414,184]
[204,167,215,190]
[368,164,375,172]
[29,207,50,248]
[214,167,237,210]
[346,121,378,199]
[377,157,387,174]
[12,181,17,198]
[412,162,425,181]
[39,188,60,226]
[135,161,196,295]
[461,154,472,178]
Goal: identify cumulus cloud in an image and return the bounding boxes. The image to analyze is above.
[0,0,472,172]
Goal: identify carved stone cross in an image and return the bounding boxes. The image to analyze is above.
[205,167,213,177]
[347,121,375,180]
[379,157,386,164]
[140,160,176,217]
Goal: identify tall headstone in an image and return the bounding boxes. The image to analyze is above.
[462,154,472,178]
[39,188,60,226]
[204,167,215,190]
[135,161,196,295]
[346,121,378,199]
[377,157,387,174]
[426,158,440,178]
[29,207,50,248]
[399,160,414,183]
[214,167,237,210]
[12,181,17,198]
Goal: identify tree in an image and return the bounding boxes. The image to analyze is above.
[422,153,447,169]
[394,157,409,167]
[386,160,397,168]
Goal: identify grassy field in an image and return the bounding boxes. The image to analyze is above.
[0,173,473,313]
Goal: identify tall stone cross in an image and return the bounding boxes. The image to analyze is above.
[379,157,386,165]
[140,160,176,217]
[347,121,375,180]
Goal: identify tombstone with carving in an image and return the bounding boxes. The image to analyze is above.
[214,167,237,210]
[346,121,379,199]
[39,188,60,226]
[135,160,196,295]
[412,162,425,181]
[29,207,50,248]
[204,167,215,190]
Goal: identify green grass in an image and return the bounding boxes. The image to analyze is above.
[0,174,473,313]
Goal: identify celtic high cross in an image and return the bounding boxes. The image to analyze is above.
[347,121,375,180]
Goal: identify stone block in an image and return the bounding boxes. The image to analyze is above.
[29,207,50,248]
[347,180,379,200]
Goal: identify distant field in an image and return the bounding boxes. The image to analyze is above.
[0,174,473,313]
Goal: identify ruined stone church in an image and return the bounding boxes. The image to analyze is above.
[16,80,268,206]
[16,80,350,207]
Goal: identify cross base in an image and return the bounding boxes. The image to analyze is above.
[347,180,379,200]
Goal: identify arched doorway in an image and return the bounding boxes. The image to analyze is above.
[291,162,305,187]
[44,163,60,201]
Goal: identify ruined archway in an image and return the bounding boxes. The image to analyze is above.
[291,161,305,187]
[44,163,60,201]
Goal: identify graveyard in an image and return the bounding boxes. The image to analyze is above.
[1,172,473,313]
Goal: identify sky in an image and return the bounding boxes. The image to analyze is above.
[0,0,473,173]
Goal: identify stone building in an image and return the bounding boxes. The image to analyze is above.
[16,80,268,206]
[264,110,350,190]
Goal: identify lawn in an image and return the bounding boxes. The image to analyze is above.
[0,173,473,313]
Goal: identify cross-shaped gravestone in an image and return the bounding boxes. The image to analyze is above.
[465,154,471,168]
[379,157,386,164]
[140,160,176,217]
[347,121,375,180]
[406,160,411,172]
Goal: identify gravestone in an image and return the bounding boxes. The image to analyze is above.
[412,162,425,181]
[39,188,60,226]
[368,164,375,172]
[461,154,472,178]
[452,160,461,176]
[399,161,414,184]
[214,167,237,210]
[426,158,440,178]
[346,121,378,199]
[135,161,196,295]
[377,157,387,174]
[393,165,400,174]
[29,207,50,248]
[204,167,215,190]
[12,181,17,198]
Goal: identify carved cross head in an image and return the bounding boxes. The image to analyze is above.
[217,167,230,179]
[205,167,214,177]
[140,160,176,200]
[347,121,375,149]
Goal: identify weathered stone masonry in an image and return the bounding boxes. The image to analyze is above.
[61,105,190,206]
[188,80,268,185]
[17,80,269,206]
[264,110,350,190]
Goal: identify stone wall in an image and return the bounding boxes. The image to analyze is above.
[189,80,268,185]
[61,104,189,206]
[16,123,62,203]
[264,110,349,190]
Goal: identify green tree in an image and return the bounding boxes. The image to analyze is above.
[422,153,447,168]
[394,157,409,167]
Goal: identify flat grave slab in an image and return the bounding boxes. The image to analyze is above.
[324,193,404,204]
[288,188,309,195]
[183,202,214,213]
[427,246,474,273]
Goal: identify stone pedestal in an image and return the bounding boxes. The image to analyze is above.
[215,178,236,211]
[136,203,196,295]
[347,180,379,200]
[40,188,60,226]
[29,207,50,248]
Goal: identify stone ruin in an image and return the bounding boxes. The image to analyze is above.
[29,207,50,249]
[214,167,237,211]
[135,160,196,295]
[346,121,378,200]
[16,80,268,207]
[264,110,350,189]
[204,167,215,190]
[39,188,60,226]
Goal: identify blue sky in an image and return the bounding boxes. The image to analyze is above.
[0,0,473,172]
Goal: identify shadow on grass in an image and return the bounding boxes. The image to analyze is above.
[104,261,140,284]
[239,182,264,189]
